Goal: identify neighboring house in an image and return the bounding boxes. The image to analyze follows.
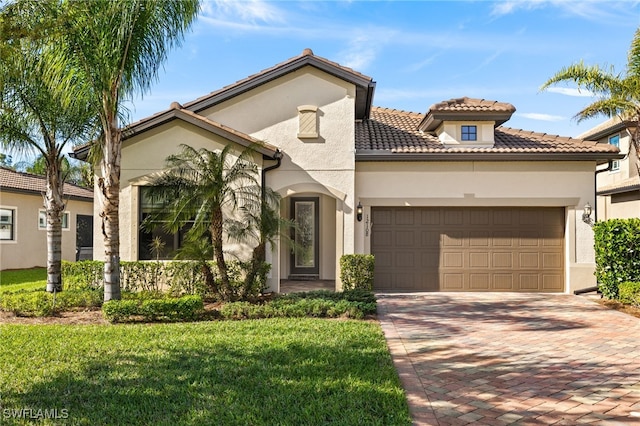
[578,117,639,220]
[77,49,621,294]
[0,167,94,270]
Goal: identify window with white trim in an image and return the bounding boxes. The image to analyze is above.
[38,210,70,230]
[609,134,620,171]
[0,208,15,241]
[461,125,477,141]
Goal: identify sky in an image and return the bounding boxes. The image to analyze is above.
[124,0,640,139]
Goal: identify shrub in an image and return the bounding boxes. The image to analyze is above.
[0,291,57,316]
[102,295,204,323]
[594,219,640,299]
[219,290,377,320]
[64,260,270,301]
[102,300,139,323]
[619,281,640,306]
[62,260,104,289]
[0,289,103,317]
[340,254,374,291]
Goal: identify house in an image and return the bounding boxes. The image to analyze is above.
[79,49,621,293]
[0,167,94,270]
[577,117,639,220]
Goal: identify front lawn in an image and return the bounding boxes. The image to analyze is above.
[0,319,411,425]
[0,268,46,293]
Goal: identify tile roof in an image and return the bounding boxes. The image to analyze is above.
[429,97,516,113]
[182,48,375,118]
[577,115,636,141]
[0,167,93,200]
[356,107,622,159]
[597,175,640,195]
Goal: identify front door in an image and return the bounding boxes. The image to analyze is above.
[290,197,319,276]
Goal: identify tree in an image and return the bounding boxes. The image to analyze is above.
[0,153,13,169]
[541,27,640,172]
[22,155,93,188]
[41,0,200,301]
[227,185,292,299]
[0,5,96,292]
[144,144,259,301]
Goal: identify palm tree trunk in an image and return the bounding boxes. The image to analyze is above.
[44,155,65,293]
[243,241,265,298]
[211,207,230,300]
[100,115,122,301]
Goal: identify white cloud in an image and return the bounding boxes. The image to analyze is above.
[546,87,595,97]
[337,33,384,70]
[490,0,546,16]
[490,0,639,25]
[202,0,286,25]
[518,112,565,122]
[406,53,442,73]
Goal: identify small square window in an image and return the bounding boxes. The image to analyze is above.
[0,208,15,241]
[461,125,477,141]
[39,210,69,230]
[609,135,620,171]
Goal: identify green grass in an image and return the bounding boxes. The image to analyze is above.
[0,319,411,425]
[0,268,46,293]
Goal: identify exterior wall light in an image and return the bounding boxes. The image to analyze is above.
[356,201,363,222]
[582,202,593,225]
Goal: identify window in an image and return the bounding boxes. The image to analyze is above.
[461,125,477,141]
[138,186,193,260]
[38,211,69,230]
[609,134,620,171]
[297,105,319,138]
[0,208,15,241]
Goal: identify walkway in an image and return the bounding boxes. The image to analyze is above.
[377,293,640,425]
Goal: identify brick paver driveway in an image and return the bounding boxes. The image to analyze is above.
[377,293,640,425]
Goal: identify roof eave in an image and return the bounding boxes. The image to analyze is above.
[418,112,514,132]
[0,186,93,201]
[597,184,640,196]
[185,56,375,118]
[125,109,278,157]
[579,120,636,141]
[355,151,625,162]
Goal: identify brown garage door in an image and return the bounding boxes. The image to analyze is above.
[372,207,564,292]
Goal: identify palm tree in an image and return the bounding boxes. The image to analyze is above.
[227,185,292,299]
[21,155,93,188]
[0,13,96,293]
[541,27,640,171]
[39,0,200,301]
[144,144,260,301]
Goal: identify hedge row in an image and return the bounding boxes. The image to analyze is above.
[0,289,103,317]
[62,260,254,297]
[102,295,204,322]
[619,282,640,306]
[593,218,640,299]
[220,290,377,320]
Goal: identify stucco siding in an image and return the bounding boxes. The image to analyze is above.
[93,120,265,262]
[355,161,597,293]
[1,192,93,270]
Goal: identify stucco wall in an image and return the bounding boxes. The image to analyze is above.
[1,191,93,270]
[355,160,598,293]
[93,120,264,262]
[203,66,357,289]
[599,193,640,219]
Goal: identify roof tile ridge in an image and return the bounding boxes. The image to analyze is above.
[372,105,423,117]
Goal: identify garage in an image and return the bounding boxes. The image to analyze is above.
[371,207,565,292]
